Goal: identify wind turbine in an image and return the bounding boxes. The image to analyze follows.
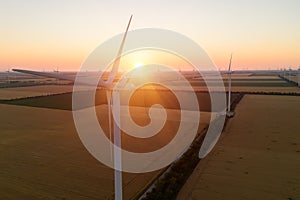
[6,68,10,84]
[53,67,59,73]
[13,15,133,200]
[298,66,300,88]
[226,54,234,118]
[54,67,59,84]
[13,15,225,199]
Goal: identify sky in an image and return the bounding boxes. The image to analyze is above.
[0,0,299,71]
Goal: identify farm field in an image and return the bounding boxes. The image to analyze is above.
[0,85,74,100]
[1,73,300,199]
[0,73,299,102]
[168,74,300,93]
[192,74,300,93]
[0,89,215,111]
[190,85,300,93]
[177,95,300,200]
[228,86,300,93]
[285,76,299,84]
[0,85,92,100]
[0,103,210,199]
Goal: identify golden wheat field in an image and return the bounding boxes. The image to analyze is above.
[0,103,210,199]
[177,95,300,200]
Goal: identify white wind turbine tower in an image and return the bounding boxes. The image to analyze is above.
[104,15,132,200]
[54,67,59,84]
[6,68,10,84]
[298,66,300,88]
[226,54,234,117]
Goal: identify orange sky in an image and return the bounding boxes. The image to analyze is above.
[0,1,299,71]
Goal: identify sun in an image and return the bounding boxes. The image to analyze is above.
[134,62,144,68]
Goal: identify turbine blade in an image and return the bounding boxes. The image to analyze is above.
[13,15,133,88]
[105,15,133,86]
[228,53,233,72]
[12,69,76,82]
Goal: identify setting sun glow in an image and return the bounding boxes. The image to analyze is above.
[134,62,144,68]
